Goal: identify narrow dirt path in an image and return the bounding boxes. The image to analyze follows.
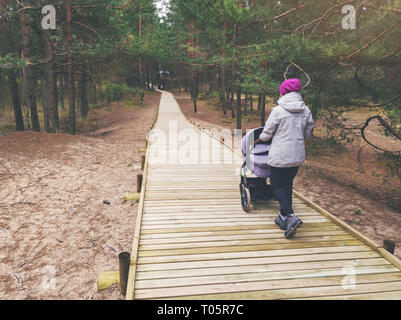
[0,93,160,299]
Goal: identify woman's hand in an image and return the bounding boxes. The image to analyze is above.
[254,139,261,145]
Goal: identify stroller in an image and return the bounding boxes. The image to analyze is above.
[239,127,274,212]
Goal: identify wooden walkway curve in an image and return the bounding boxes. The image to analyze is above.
[126,91,401,300]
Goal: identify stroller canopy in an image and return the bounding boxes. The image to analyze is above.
[241,127,271,179]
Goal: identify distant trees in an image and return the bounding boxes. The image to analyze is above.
[0,0,162,134]
[1,0,25,131]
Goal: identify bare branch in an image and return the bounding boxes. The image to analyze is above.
[284,62,311,88]
[344,17,401,60]
[270,3,309,21]
[72,21,102,39]
[295,0,357,33]
[365,4,401,14]
[357,115,401,154]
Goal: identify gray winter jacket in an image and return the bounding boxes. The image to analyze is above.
[259,92,314,168]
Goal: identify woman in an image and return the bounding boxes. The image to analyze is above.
[257,78,314,239]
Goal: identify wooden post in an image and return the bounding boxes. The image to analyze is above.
[141,155,145,171]
[137,174,143,193]
[383,240,395,255]
[261,94,266,126]
[119,252,130,296]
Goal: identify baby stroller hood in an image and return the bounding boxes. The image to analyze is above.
[241,127,271,179]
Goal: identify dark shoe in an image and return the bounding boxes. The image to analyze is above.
[284,214,303,239]
[275,214,287,231]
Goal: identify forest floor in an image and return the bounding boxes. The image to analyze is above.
[0,92,160,299]
[175,92,401,259]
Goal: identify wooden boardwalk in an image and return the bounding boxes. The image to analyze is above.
[126,91,401,300]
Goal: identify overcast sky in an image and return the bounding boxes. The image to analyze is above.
[155,0,170,19]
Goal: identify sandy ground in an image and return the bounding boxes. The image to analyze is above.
[176,93,401,259]
[0,93,160,299]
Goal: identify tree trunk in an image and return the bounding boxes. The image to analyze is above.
[220,69,226,115]
[41,78,49,132]
[54,70,59,129]
[59,73,65,111]
[138,2,144,90]
[261,94,266,127]
[99,80,104,105]
[244,93,248,116]
[43,30,56,133]
[1,0,24,131]
[145,61,149,90]
[236,87,242,130]
[8,72,24,131]
[208,82,213,96]
[250,93,253,112]
[230,89,235,118]
[139,58,144,89]
[28,73,40,131]
[80,71,89,120]
[192,71,198,113]
[92,83,98,106]
[19,8,40,131]
[66,1,76,135]
[0,70,6,109]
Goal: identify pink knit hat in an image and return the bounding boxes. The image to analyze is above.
[280,78,302,96]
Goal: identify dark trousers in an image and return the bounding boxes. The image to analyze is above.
[270,166,299,217]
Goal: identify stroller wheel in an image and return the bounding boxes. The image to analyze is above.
[239,184,251,212]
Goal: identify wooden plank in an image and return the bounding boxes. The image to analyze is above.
[145,192,246,197]
[139,230,349,244]
[140,221,338,234]
[143,205,245,212]
[136,251,380,272]
[147,201,298,207]
[134,265,399,290]
[135,273,401,299]
[139,225,343,240]
[142,205,311,213]
[137,245,371,265]
[136,257,389,280]
[146,178,240,183]
[172,281,401,300]
[143,199,305,205]
[140,218,329,230]
[138,240,364,257]
[139,235,356,251]
[300,290,401,300]
[141,212,321,221]
[141,215,321,225]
